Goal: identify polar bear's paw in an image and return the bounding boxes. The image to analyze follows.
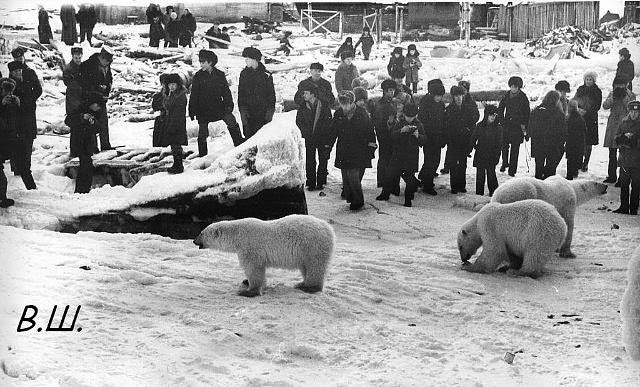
[294,282,323,293]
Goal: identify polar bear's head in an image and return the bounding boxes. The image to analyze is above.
[457,221,482,262]
[193,222,237,252]
[569,179,608,205]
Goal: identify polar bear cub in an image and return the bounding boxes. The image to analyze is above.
[621,246,640,360]
[491,176,607,258]
[194,214,336,297]
[457,199,567,278]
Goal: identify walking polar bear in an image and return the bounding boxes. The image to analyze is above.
[491,176,607,258]
[458,199,567,278]
[621,246,640,360]
[194,214,335,297]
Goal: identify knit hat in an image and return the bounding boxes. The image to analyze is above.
[458,80,470,92]
[309,62,324,71]
[170,12,177,20]
[99,46,114,63]
[337,90,355,105]
[483,104,498,117]
[508,76,523,88]
[10,47,25,58]
[555,80,570,92]
[242,47,262,61]
[7,61,22,72]
[70,46,83,55]
[450,85,465,97]
[353,86,368,102]
[381,79,397,91]
[428,83,445,96]
[392,47,403,55]
[403,103,418,117]
[198,49,218,65]
[583,71,597,83]
[340,50,354,61]
[165,73,182,86]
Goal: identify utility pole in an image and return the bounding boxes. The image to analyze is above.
[461,2,471,47]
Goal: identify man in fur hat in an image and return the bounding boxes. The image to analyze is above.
[294,62,335,107]
[238,47,276,139]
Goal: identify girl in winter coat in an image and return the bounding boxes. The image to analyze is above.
[161,73,188,174]
[387,47,405,85]
[528,90,567,180]
[403,44,422,94]
[354,27,375,60]
[603,77,636,183]
[469,105,503,196]
[574,71,602,172]
[335,37,354,59]
[566,100,586,180]
[334,51,359,92]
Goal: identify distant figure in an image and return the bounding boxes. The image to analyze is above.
[63,46,83,114]
[37,6,53,44]
[335,37,354,59]
[617,47,635,92]
[335,51,359,93]
[164,12,180,48]
[276,31,293,56]
[205,22,224,49]
[60,4,78,46]
[148,14,164,47]
[76,4,97,45]
[387,47,405,85]
[162,6,174,27]
[219,27,230,48]
[354,27,374,60]
[403,44,421,94]
[179,8,196,48]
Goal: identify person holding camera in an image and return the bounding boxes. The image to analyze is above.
[603,77,636,184]
[613,100,640,215]
[403,44,421,94]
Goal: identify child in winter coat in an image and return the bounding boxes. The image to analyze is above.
[161,73,188,174]
[566,100,586,180]
[617,48,635,92]
[469,105,503,196]
[151,73,168,147]
[387,47,405,85]
[335,37,354,59]
[335,51,359,92]
[354,27,375,60]
[276,31,294,56]
[403,44,421,94]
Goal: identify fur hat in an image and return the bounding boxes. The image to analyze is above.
[170,12,177,20]
[0,77,16,94]
[242,47,262,61]
[428,82,445,96]
[508,76,523,88]
[407,44,418,55]
[583,71,597,83]
[555,80,570,92]
[353,86,368,102]
[309,62,324,71]
[7,61,22,72]
[403,103,418,117]
[483,104,498,117]
[340,50,354,61]
[458,80,470,92]
[363,26,370,32]
[450,85,465,97]
[393,92,412,106]
[165,73,182,86]
[198,49,218,65]
[619,47,630,57]
[10,47,25,58]
[381,79,397,91]
[299,81,318,95]
[70,46,83,55]
[99,46,114,63]
[337,90,355,105]
[392,47,403,55]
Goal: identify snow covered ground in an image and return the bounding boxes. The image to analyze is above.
[1,2,640,385]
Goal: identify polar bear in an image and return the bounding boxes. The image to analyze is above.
[491,176,607,258]
[457,199,567,278]
[193,214,335,297]
[621,246,640,360]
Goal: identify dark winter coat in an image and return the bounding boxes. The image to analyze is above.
[566,111,586,160]
[38,8,53,44]
[335,42,354,58]
[294,77,335,107]
[295,98,335,146]
[445,102,476,154]
[574,84,602,145]
[60,4,78,45]
[528,104,567,160]
[79,53,112,100]
[334,62,359,92]
[238,63,276,113]
[63,61,83,114]
[418,94,446,148]
[463,94,480,125]
[164,20,182,46]
[181,13,196,34]
[160,88,188,146]
[12,68,42,140]
[189,68,234,123]
[76,5,97,29]
[146,5,162,23]
[603,89,636,148]
[387,55,405,79]
[65,103,99,158]
[151,91,166,147]
[0,95,20,160]
[497,90,530,144]
[616,58,635,85]
[616,116,640,168]
[354,35,374,53]
[372,95,396,155]
[388,117,427,172]
[403,54,422,83]
[470,120,503,168]
[330,106,376,169]
[149,19,164,43]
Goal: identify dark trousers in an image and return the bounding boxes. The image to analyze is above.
[198,113,243,156]
[443,146,452,170]
[449,154,467,191]
[607,148,618,180]
[75,153,93,193]
[476,167,498,195]
[376,148,392,187]
[15,137,36,190]
[534,154,561,180]
[384,167,418,200]
[405,80,418,94]
[0,162,7,199]
[96,103,111,151]
[277,45,290,55]
[582,144,593,169]
[305,143,329,187]
[566,152,582,179]
[341,168,365,206]
[79,26,93,44]
[363,48,371,60]
[501,143,520,175]
[619,166,640,212]
[149,38,160,47]
[240,109,267,140]
[418,145,441,190]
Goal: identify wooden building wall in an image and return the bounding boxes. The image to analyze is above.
[623,1,640,24]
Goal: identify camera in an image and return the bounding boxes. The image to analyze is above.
[616,132,638,148]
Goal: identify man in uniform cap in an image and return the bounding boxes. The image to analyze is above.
[238,47,276,139]
[79,46,114,151]
[613,100,640,214]
[294,62,335,107]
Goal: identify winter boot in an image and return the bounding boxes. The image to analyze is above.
[0,198,15,208]
[198,139,208,157]
[167,152,184,174]
[376,190,390,201]
[613,206,629,214]
[404,197,412,207]
[22,173,37,190]
[228,124,245,147]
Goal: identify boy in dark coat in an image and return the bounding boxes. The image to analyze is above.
[613,101,640,215]
[238,47,276,140]
[617,48,635,92]
[295,82,335,190]
[376,103,426,207]
[329,91,377,211]
[63,46,83,114]
[418,80,446,195]
[469,105,503,196]
[161,73,188,174]
[335,37,354,59]
[0,77,19,207]
[387,47,405,85]
[354,27,374,60]
[528,90,567,180]
[276,31,294,56]
[79,47,114,151]
[189,49,244,155]
[76,4,97,45]
[442,80,479,174]
[574,71,602,172]
[335,51,359,92]
[446,86,476,193]
[565,100,586,180]
[65,92,103,193]
[373,79,398,189]
[294,63,335,107]
[498,76,530,176]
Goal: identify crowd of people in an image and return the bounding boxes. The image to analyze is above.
[1,15,639,215]
[146,5,198,48]
[37,4,98,46]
